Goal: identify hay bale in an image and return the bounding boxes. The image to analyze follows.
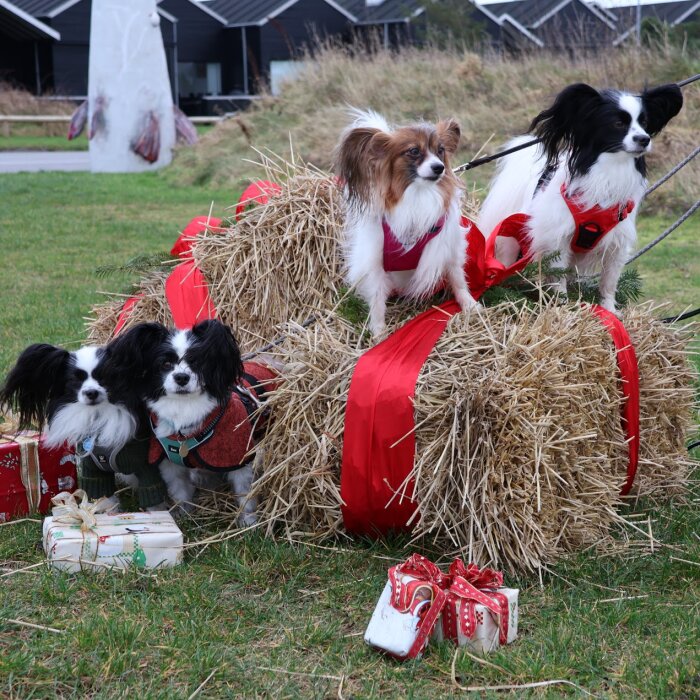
[623,304,697,500]
[250,302,696,573]
[87,271,174,344]
[193,158,345,352]
[86,152,479,349]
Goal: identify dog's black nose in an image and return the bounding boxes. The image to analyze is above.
[173,372,190,386]
[83,389,99,401]
[633,134,650,147]
[431,162,445,175]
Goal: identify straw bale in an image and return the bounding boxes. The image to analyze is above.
[622,304,697,500]
[249,301,696,574]
[193,158,345,352]
[86,152,479,349]
[87,271,173,344]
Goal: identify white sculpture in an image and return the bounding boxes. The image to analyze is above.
[88,0,176,172]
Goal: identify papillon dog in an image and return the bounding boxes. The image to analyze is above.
[111,320,279,526]
[0,341,168,509]
[335,109,479,337]
[478,82,683,314]
[0,343,137,451]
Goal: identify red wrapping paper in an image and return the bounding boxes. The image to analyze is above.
[0,433,76,522]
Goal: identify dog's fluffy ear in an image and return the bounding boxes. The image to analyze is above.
[436,119,461,155]
[0,344,70,429]
[189,320,243,403]
[530,83,604,167]
[642,83,683,136]
[106,322,170,380]
[334,126,385,204]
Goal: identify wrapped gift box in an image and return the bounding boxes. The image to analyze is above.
[364,555,448,660]
[43,510,183,573]
[433,586,519,653]
[0,432,76,523]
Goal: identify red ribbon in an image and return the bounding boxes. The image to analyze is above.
[170,216,223,258]
[589,305,640,496]
[235,180,282,220]
[113,293,145,336]
[341,215,641,534]
[442,560,509,645]
[165,261,217,330]
[386,554,449,659]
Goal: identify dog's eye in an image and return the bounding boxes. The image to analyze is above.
[162,361,174,371]
[638,116,647,128]
[406,147,421,158]
[74,369,87,381]
[437,145,445,156]
[615,119,626,129]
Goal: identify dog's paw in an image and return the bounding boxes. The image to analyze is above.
[145,501,169,513]
[237,511,258,528]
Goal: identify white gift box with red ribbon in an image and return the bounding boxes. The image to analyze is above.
[432,560,518,652]
[365,556,519,659]
[364,554,449,660]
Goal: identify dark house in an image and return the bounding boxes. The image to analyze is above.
[613,1,700,45]
[0,0,59,92]
[482,0,618,51]
[207,0,356,97]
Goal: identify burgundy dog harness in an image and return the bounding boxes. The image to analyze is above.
[561,183,635,254]
[382,216,446,272]
[148,362,280,473]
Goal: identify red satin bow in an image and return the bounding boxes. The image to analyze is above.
[443,559,509,645]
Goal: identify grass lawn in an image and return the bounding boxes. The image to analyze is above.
[0,171,698,698]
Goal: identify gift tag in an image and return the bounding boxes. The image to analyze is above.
[82,436,95,454]
[178,442,189,459]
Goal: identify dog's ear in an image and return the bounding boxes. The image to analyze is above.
[334,126,385,203]
[436,119,461,155]
[0,344,70,429]
[107,322,170,378]
[530,83,604,167]
[190,320,243,403]
[642,83,683,136]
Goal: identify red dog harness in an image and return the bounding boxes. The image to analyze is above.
[148,362,279,472]
[562,183,635,254]
[383,216,446,272]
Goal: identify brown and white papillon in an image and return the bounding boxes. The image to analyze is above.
[335,109,479,337]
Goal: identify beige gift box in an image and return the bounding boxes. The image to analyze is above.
[43,511,183,573]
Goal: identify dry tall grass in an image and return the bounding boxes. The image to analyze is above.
[170,43,699,212]
[0,82,76,136]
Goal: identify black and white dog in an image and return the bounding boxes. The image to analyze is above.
[110,320,280,526]
[478,82,683,313]
[0,341,167,509]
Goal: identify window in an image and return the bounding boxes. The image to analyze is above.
[269,60,306,96]
[177,62,222,96]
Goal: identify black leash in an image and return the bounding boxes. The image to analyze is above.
[454,73,700,174]
[687,439,700,452]
[661,307,700,323]
[453,137,540,174]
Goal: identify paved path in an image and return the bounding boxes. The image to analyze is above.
[0,151,90,173]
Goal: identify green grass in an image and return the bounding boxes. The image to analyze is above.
[0,171,698,698]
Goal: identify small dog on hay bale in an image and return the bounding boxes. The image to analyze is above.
[335,109,479,337]
[110,320,280,525]
[0,342,168,510]
[479,82,683,314]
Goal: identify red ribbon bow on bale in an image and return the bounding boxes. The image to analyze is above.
[442,560,509,646]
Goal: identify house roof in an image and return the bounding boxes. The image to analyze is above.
[613,1,700,45]
[480,0,616,31]
[8,0,73,18]
[0,0,60,38]
[207,0,356,27]
[339,0,424,24]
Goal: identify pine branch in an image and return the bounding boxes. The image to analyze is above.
[95,252,176,279]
